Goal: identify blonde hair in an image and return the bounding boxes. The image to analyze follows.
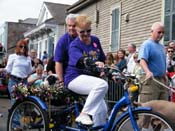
[75,14,91,28]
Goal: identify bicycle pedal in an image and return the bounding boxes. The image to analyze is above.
[49,123,55,128]
[78,122,93,129]
[13,127,23,131]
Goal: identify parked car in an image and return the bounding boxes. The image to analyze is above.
[0,73,9,97]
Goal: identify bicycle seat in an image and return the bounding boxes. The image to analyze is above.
[64,88,87,98]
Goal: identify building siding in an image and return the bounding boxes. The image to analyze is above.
[121,0,162,50]
[68,0,163,54]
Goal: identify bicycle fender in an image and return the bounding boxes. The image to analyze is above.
[111,107,151,131]
[27,95,48,110]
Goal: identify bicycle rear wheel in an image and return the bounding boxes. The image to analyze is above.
[7,98,49,131]
[114,110,175,131]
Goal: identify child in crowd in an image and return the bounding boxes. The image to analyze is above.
[133,53,145,79]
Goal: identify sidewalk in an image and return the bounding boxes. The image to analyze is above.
[0,96,10,131]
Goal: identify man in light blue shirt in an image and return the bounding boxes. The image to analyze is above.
[138,22,169,103]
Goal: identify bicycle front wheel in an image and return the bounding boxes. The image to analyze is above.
[114,110,175,131]
[7,98,49,131]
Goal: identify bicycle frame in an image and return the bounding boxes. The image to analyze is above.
[25,87,152,131]
[107,91,151,131]
[27,95,48,110]
[8,67,175,131]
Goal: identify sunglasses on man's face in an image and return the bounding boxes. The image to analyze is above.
[19,45,27,49]
[67,24,76,28]
[168,50,174,53]
[79,29,91,34]
[157,31,164,34]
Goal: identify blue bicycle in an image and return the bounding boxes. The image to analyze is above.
[7,67,175,131]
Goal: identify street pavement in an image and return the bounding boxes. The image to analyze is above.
[0,95,10,131]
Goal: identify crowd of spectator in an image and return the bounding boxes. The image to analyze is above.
[0,14,175,128]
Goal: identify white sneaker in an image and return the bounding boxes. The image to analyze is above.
[75,114,93,125]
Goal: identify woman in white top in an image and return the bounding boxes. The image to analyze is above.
[0,39,33,105]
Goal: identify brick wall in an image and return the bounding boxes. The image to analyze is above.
[7,22,35,54]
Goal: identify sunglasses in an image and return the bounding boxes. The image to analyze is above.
[157,31,164,34]
[67,24,76,28]
[168,50,174,53]
[79,29,91,34]
[19,45,27,49]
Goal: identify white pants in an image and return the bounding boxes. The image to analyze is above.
[68,75,108,126]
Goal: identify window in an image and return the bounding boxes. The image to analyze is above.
[29,44,34,50]
[39,42,42,58]
[164,0,175,42]
[45,40,47,50]
[110,5,120,52]
[173,0,175,11]
[49,37,54,57]
[173,14,175,40]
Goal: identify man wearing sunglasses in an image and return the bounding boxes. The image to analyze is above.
[54,14,79,83]
[166,47,175,72]
[138,22,168,104]
[138,22,169,130]
[139,22,169,102]
[167,40,175,61]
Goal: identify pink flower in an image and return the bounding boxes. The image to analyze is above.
[93,42,97,48]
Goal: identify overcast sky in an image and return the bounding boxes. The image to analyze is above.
[0,0,78,25]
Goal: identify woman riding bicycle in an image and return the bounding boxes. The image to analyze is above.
[64,14,108,127]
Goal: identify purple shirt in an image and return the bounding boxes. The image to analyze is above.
[54,32,76,72]
[64,35,106,86]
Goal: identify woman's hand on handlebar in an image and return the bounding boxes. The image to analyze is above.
[95,61,106,77]
[95,61,104,68]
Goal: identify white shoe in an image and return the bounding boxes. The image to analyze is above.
[75,114,93,125]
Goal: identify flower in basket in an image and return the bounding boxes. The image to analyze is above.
[11,83,30,100]
[28,74,67,103]
[29,83,52,102]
